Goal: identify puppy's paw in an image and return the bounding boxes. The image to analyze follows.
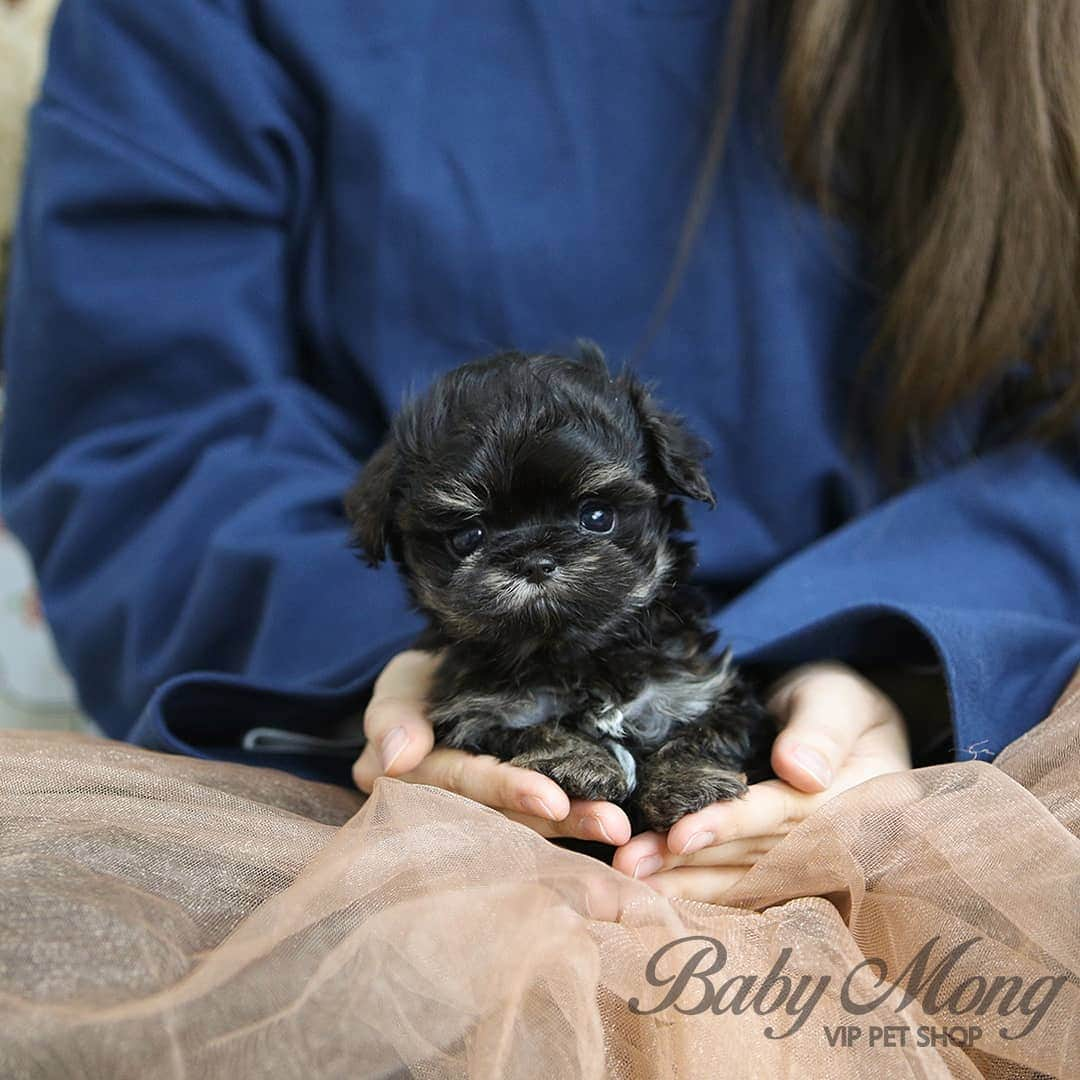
[634,759,747,832]
[510,748,632,804]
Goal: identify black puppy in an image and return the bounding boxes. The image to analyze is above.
[345,344,772,831]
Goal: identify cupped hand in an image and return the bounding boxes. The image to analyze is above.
[352,649,633,846]
[611,661,913,901]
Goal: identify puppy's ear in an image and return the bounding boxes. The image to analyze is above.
[623,374,716,507]
[574,338,612,378]
[344,437,401,566]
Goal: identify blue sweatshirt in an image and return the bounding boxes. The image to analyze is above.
[3,0,1078,784]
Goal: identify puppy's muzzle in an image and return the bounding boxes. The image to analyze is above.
[515,553,558,584]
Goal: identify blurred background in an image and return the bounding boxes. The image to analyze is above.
[0,0,93,734]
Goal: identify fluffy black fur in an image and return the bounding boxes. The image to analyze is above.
[345,344,773,831]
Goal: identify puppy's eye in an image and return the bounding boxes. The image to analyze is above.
[448,523,485,557]
[579,500,615,534]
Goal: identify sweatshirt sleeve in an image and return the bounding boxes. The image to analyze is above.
[715,440,1080,761]
[0,0,422,780]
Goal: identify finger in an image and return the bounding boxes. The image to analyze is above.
[767,663,902,793]
[371,648,442,700]
[846,708,912,772]
[639,864,750,903]
[611,830,667,879]
[504,799,633,846]
[352,743,384,793]
[667,779,816,849]
[392,746,574,822]
[614,828,784,875]
[580,872,644,922]
[356,696,434,781]
[360,650,442,778]
[664,832,785,866]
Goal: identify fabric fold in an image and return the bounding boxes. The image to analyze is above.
[2,669,1077,1078]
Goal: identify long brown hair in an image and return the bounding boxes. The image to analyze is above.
[647,0,1080,456]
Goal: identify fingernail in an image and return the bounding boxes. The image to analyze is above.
[680,830,715,855]
[792,745,832,788]
[379,726,409,772]
[633,855,664,880]
[520,794,557,820]
[586,814,615,845]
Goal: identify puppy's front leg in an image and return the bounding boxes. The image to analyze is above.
[505,721,633,804]
[633,688,773,832]
[430,694,632,803]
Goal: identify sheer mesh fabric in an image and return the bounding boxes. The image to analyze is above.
[1,674,1077,1078]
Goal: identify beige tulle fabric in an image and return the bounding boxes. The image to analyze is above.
[1,676,1078,1079]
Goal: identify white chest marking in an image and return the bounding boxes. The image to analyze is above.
[616,661,736,746]
[592,704,626,738]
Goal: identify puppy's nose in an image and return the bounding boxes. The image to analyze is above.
[519,554,557,583]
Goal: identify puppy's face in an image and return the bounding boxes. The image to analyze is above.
[346,346,715,654]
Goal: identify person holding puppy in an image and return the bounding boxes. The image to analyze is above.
[2,0,1078,901]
